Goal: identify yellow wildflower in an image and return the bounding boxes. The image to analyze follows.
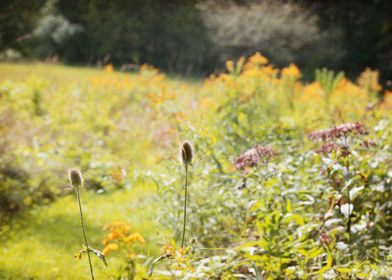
[357,68,382,92]
[381,90,392,109]
[226,60,234,73]
[282,63,301,78]
[262,65,279,76]
[123,232,145,244]
[104,64,113,73]
[248,52,268,66]
[161,245,175,257]
[103,243,119,255]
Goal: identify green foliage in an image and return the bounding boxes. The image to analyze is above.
[315,68,344,109]
[0,182,159,279]
[151,57,391,278]
[2,1,392,78]
[56,0,218,74]
[0,59,391,279]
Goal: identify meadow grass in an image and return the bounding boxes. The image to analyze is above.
[0,59,390,279]
[0,62,103,83]
[0,62,193,279]
[0,182,161,279]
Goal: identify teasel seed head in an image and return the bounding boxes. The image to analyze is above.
[68,168,84,187]
[180,141,193,166]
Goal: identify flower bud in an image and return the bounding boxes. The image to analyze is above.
[181,141,193,166]
[68,168,84,187]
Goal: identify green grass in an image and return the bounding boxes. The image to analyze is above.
[0,62,105,83]
[0,182,161,279]
[0,62,193,279]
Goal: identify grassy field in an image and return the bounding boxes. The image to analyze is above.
[0,182,159,279]
[0,62,188,279]
[0,59,391,279]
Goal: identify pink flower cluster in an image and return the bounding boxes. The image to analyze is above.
[234,144,277,170]
[361,139,377,148]
[316,143,353,156]
[315,143,339,154]
[308,122,368,142]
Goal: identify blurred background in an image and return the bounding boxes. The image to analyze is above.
[1,0,392,80]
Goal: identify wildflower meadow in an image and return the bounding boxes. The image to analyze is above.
[0,51,391,279]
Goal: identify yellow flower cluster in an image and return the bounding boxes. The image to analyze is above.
[282,63,301,78]
[247,51,269,66]
[381,90,392,109]
[161,244,176,257]
[200,52,388,122]
[160,244,194,272]
[147,91,176,106]
[123,232,145,244]
[357,68,382,93]
[102,221,145,257]
[104,63,114,73]
[102,243,119,255]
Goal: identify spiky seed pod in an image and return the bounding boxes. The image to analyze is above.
[68,168,84,187]
[181,141,193,166]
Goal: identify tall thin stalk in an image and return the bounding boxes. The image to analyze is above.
[180,141,193,248]
[69,169,95,280]
[345,153,353,260]
[181,165,188,248]
[75,185,95,280]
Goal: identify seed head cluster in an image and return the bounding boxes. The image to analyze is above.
[181,141,193,166]
[234,144,277,170]
[315,143,339,154]
[68,168,84,187]
[308,122,368,142]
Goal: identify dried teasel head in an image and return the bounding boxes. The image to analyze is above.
[180,141,193,166]
[68,168,84,187]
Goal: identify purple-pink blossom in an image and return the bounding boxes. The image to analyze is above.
[234,144,277,170]
[308,122,368,142]
[315,143,339,154]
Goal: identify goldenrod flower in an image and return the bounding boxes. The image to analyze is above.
[161,245,175,257]
[225,60,234,73]
[123,232,145,244]
[102,243,119,255]
[104,64,113,73]
[282,63,301,78]
[248,52,268,66]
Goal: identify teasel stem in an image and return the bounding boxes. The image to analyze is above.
[180,141,192,248]
[75,185,95,280]
[347,185,352,253]
[181,164,188,248]
[345,154,352,260]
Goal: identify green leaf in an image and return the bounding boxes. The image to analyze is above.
[318,249,333,278]
[284,213,304,226]
[349,186,364,200]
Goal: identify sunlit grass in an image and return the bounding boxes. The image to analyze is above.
[0,182,161,279]
[0,62,103,83]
